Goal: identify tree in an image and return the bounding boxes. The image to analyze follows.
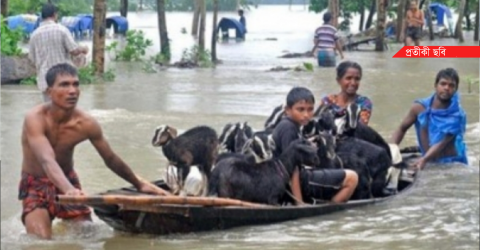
[191,0,200,36]
[375,0,386,51]
[156,0,170,60]
[328,0,339,27]
[120,0,128,17]
[396,0,407,42]
[475,0,479,41]
[198,0,206,54]
[92,0,107,75]
[1,0,8,16]
[365,0,376,30]
[211,0,218,62]
[455,0,466,42]
[424,0,434,40]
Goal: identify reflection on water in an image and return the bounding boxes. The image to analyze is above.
[2,5,479,250]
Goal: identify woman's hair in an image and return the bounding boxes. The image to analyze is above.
[323,12,332,24]
[336,61,362,79]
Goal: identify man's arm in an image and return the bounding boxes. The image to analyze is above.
[24,114,77,194]
[62,28,88,56]
[422,134,455,162]
[391,103,423,145]
[87,119,143,189]
[87,118,170,195]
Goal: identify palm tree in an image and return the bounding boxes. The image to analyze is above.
[192,0,200,36]
[93,0,107,75]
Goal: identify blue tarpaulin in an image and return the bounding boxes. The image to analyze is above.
[60,16,83,38]
[428,3,452,26]
[106,16,129,34]
[77,14,94,35]
[6,14,39,35]
[217,18,246,39]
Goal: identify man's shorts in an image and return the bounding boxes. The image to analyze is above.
[300,168,346,203]
[406,26,422,40]
[317,49,336,67]
[18,170,91,224]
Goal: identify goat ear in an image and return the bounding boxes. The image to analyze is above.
[167,126,178,138]
[268,135,276,150]
[241,138,253,154]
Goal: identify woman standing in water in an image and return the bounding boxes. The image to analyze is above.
[313,12,344,67]
[320,61,373,125]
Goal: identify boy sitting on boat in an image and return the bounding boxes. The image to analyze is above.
[272,86,358,204]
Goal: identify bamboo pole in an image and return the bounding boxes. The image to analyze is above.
[56,195,271,208]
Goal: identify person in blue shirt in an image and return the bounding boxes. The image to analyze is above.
[238,9,247,34]
[391,68,468,169]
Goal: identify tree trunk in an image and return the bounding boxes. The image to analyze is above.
[474,0,479,41]
[464,0,471,30]
[120,0,128,17]
[365,0,376,30]
[396,0,406,42]
[375,0,386,51]
[211,0,219,62]
[191,0,201,36]
[419,0,426,9]
[455,0,466,42]
[157,0,169,60]
[92,0,107,75]
[198,0,206,54]
[359,1,365,31]
[425,0,434,40]
[328,0,339,28]
[1,0,8,17]
[139,0,143,11]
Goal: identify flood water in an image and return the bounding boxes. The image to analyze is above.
[1,5,479,250]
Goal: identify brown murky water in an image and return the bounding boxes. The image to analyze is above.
[1,5,479,250]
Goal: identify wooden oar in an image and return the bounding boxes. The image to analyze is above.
[56,194,271,208]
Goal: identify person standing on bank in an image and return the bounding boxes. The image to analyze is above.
[29,3,89,102]
[313,12,344,67]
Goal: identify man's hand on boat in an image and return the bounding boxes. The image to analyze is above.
[136,178,172,196]
[65,188,86,196]
[413,157,427,170]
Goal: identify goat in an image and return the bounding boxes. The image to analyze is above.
[208,138,320,205]
[152,125,218,195]
[264,104,285,133]
[241,131,276,163]
[310,132,372,200]
[218,122,254,153]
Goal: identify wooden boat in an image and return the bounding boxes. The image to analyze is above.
[89,151,422,235]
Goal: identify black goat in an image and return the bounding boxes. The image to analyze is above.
[264,104,285,133]
[152,125,218,194]
[218,122,254,153]
[209,139,319,205]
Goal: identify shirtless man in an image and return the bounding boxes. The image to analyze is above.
[405,0,424,46]
[19,63,170,239]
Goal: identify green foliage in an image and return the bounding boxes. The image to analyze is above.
[20,64,115,85]
[302,62,314,72]
[7,0,92,17]
[1,16,23,56]
[19,76,36,85]
[464,75,479,93]
[181,45,213,68]
[106,30,153,62]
